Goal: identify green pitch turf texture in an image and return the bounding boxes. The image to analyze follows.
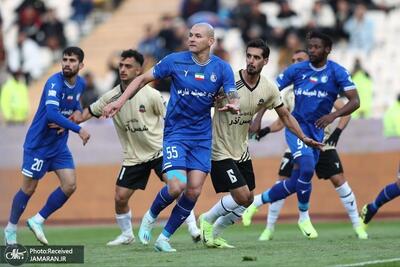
[10,220,400,267]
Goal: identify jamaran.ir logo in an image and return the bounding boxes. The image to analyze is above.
[4,244,29,266]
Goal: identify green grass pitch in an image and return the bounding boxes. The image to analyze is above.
[11,220,400,267]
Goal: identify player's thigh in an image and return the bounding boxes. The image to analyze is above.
[278,151,294,179]
[236,160,256,191]
[186,139,212,174]
[116,164,152,190]
[21,150,51,180]
[162,140,188,172]
[285,129,315,160]
[210,159,247,193]
[151,156,166,183]
[315,149,344,180]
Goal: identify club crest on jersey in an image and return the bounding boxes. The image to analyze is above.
[321,75,328,83]
[195,73,205,80]
[257,99,265,105]
[210,72,217,82]
[67,95,74,101]
[309,76,318,83]
[139,104,146,113]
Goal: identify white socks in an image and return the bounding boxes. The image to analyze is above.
[116,210,134,236]
[213,206,246,237]
[336,182,360,227]
[299,210,310,222]
[253,194,264,208]
[204,195,240,224]
[6,222,17,231]
[266,199,285,230]
[33,213,45,224]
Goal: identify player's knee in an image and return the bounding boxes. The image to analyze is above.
[233,192,253,207]
[185,187,202,200]
[114,193,129,206]
[299,165,314,182]
[62,182,76,196]
[167,183,184,198]
[22,186,36,196]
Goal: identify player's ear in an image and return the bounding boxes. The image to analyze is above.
[208,36,215,47]
[264,57,269,66]
[79,62,84,70]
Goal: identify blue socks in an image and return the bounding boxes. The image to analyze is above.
[162,194,196,238]
[262,169,299,204]
[39,187,69,219]
[295,156,315,211]
[371,182,400,212]
[150,186,175,218]
[9,189,31,224]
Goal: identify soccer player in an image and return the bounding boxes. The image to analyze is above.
[78,49,200,245]
[3,47,90,245]
[102,23,240,252]
[242,50,368,240]
[198,40,323,248]
[243,31,360,239]
[360,164,400,227]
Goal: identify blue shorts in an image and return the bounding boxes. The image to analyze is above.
[21,148,75,179]
[162,139,212,173]
[285,123,323,162]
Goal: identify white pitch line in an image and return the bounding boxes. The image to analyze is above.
[335,258,400,267]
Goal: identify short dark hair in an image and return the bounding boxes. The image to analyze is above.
[246,39,270,58]
[294,49,307,54]
[63,47,84,62]
[120,49,144,66]
[307,31,333,49]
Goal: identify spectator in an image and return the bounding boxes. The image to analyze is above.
[17,5,42,42]
[351,58,373,119]
[383,94,400,137]
[277,31,302,72]
[7,30,46,85]
[37,9,67,52]
[212,37,230,62]
[180,0,219,21]
[331,0,352,41]
[0,70,30,125]
[344,3,374,55]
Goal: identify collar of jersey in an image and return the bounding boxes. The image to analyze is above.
[64,80,75,88]
[120,84,135,100]
[239,69,260,92]
[309,62,327,72]
[191,55,211,66]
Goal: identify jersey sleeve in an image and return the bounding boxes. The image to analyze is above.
[334,65,357,92]
[151,89,166,117]
[153,54,173,80]
[44,77,81,133]
[89,89,120,118]
[266,82,283,109]
[221,61,236,94]
[275,65,295,90]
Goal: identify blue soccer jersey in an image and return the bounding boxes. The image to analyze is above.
[23,72,86,157]
[153,51,236,141]
[276,60,356,126]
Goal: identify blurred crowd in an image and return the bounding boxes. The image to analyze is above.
[0,0,123,125]
[0,0,399,137]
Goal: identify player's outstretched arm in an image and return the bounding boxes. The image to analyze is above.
[315,89,360,129]
[78,128,90,146]
[255,118,286,141]
[103,68,155,118]
[275,105,323,149]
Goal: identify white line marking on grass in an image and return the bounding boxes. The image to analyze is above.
[335,258,400,267]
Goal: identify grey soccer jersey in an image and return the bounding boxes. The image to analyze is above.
[212,70,282,161]
[90,84,165,165]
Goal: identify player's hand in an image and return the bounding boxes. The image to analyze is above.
[218,103,240,114]
[255,126,271,141]
[325,128,342,147]
[315,113,336,128]
[302,136,324,150]
[103,100,123,118]
[69,111,83,124]
[48,123,65,135]
[79,128,90,146]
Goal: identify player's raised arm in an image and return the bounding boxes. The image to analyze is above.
[102,68,155,117]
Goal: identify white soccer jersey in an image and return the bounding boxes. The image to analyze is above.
[212,70,282,161]
[90,84,165,165]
